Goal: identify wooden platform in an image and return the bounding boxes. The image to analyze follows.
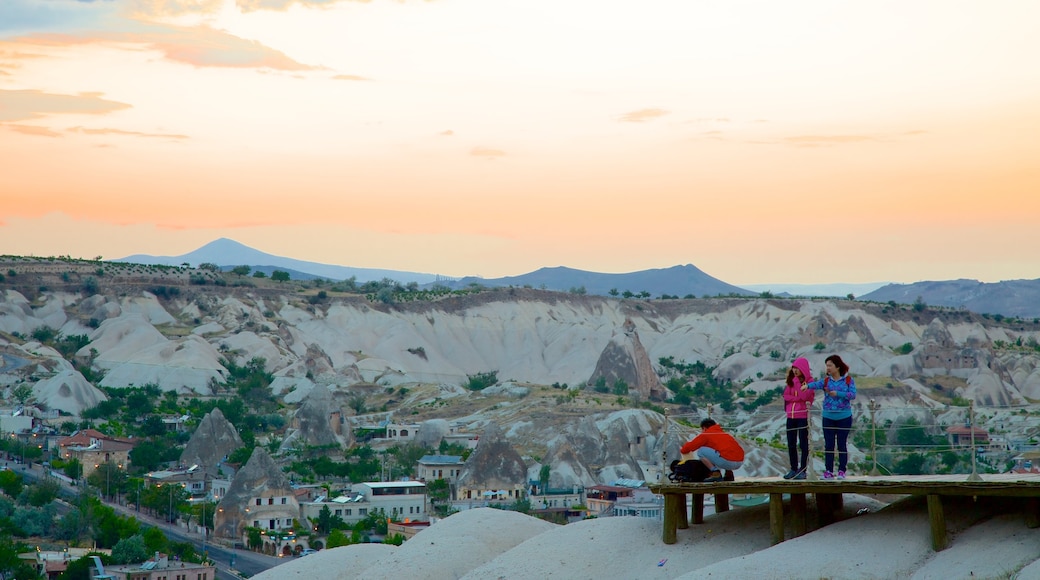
[649,473,1040,551]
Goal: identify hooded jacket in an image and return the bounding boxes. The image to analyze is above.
[783,357,815,419]
[680,424,745,462]
[806,373,857,420]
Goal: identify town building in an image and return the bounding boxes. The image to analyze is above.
[416,455,465,499]
[300,481,429,527]
[91,553,215,580]
[56,429,135,478]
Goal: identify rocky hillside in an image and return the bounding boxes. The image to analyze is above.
[2,261,1040,485]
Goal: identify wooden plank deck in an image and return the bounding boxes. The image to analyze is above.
[649,473,1040,551]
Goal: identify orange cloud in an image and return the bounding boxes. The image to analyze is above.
[236,0,372,13]
[332,74,369,81]
[127,0,225,18]
[618,108,669,123]
[0,89,131,122]
[784,134,876,147]
[2,124,62,137]
[142,26,317,70]
[440,130,454,136]
[16,25,315,71]
[470,146,505,158]
[67,126,190,140]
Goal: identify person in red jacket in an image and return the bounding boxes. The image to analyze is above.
[680,418,745,482]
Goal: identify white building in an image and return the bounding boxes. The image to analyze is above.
[301,481,428,526]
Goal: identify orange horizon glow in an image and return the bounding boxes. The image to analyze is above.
[1,0,1039,284]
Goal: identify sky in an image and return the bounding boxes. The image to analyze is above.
[1,0,1039,285]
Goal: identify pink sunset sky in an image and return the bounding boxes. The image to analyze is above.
[1,0,1038,284]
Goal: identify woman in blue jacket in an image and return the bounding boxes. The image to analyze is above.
[801,354,856,479]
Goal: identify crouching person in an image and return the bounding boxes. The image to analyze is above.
[680,418,744,482]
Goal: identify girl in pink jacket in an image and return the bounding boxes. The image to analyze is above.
[782,357,815,479]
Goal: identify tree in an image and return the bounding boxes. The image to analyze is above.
[0,472,23,498]
[24,479,60,507]
[315,505,334,535]
[326,528,352,548]
[142,526,168,555]
[10,385,33,405]
[88,462,128,500]
[0,536,38,580]
[252,271,267,279]
[913,296,927,312]
[896,417,935,447]
[608,288,619,297]
[63,459,83,482]
[56,552,110,580]
[231,265,251,276]
[538,464,551,493]
[271,270,290,282]
[111,534,149,565]
[247,527,262,551]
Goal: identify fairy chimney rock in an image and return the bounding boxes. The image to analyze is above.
[180,408,243,478]
[587,318,666,401]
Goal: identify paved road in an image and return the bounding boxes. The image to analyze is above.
[18,462,287,578]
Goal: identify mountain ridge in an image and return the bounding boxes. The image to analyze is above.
[112,238,1040,318]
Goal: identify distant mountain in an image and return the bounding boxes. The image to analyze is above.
[117,238,444,284]
[439,265,754,298]
[741,282,890,298]
[860,278,1040,318]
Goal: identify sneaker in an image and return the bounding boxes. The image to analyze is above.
[837,470,847,480]
[704,470,724,483]
[822,470,835,480]
[782,469,797,480]
[794,470,807,480]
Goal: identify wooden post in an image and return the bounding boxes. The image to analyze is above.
[715,469,733,513]
[816,493,835,526]
[869,399,880,476]
[1025,497,1039,529]
[790,493,807,537]
[663,493,679,544]
[927,494,947,551]
[715,492,732,515]
[677,492,689,529]
[690,494,707,528]
[769,493,784,545]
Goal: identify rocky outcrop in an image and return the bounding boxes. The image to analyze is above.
[280,384,351,451]
[179,408,244,478]
[32,369,107,416]
[416,419,451,449]
[214,447,294,539]
[456,423,527,491]
[587,318,666,401]
[541,441,597,489]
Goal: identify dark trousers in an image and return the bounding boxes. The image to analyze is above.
[822,416,853,472]
[786,417,809,471]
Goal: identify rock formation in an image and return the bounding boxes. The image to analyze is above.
[456,422,527,492]
[214,447,294,539]
[280,384,351,451]
[179,408,244,478]
[587,318,666,401]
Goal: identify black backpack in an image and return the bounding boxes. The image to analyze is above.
[668,459,712,483]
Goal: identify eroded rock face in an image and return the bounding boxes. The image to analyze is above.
[587,318,666,401]
[456,423,527,491]
[416,419,451,449]
[180,408,244,479]
[214,448,295,539]
[32,369,107,415]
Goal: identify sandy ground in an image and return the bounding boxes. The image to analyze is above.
[252,495,1040,580]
